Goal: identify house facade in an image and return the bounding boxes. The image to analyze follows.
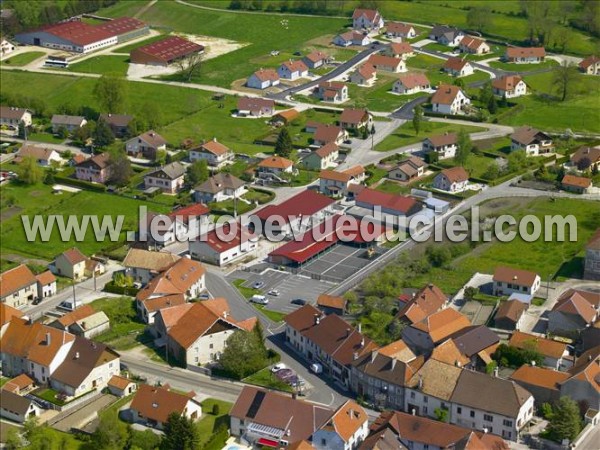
[54,248,87,280]
[51,115,87,133]
[193,172,245,204]
[0,106,32,127]
[75,152,111,184]
[423,132,458,159]
[443,57,474,77]
[504,47,545,63]
[247,68,280,89]
[385,22,416,39]
[493,266,541,296]
[388,156,426,182]
[510,127,554,156]
[189,139,234,169]
[125,130,167,160]
[303,143,339,171]
[579,55,600,75]
[317,81,349,103]
[431,85,470,115]
[333,31,370,47]
[393,73,430,95]
[352,8,383,30]
[0,264,38,308]
[459,37,490,55]
[143,162,186,194]
[312,400,369,450]
[492,75,528,98]
[190,224,258,266]
[350,64,377,86]
[433,167,469,192]
[278,60,309,80]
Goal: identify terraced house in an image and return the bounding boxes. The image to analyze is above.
[0,264,38,307]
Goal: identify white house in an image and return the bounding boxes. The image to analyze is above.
[257,156,294,178]
[493,266,541,296]
[123,248,180,286]
[459,36,490,55]
[278,60,309,80]
[130,384,202,430]
[303,50,329,69]
[125,130,167,160]
[350,64,377,86]
[0,106,32,127]
[386,22,416,39]
[51,115,87,134]
[386,42,414,59]
[443,57,474,77]
[333,31,370,47]
[316,81,349,103]
[429,25,464,46]
[352,8,384,30]
[0,264,38,308]
[35,271,56,300]
[423,132,458,159]
[302,143,339,171]
[492,75,527,98]
[190,224,258,267]
[433,167,469,192]
[505,47,545,63]
[579,55,600,75]
[246,68,280,89]
[393,73,430,94]
[0,391,41,424]
[388,156,427,182]
[367,54,406,73]
[193,172,245,204]
[16,145,62,167]
[312,400,369,450]
[0,39,15,57]
[510,126,553,156]
[189,139,234,169]
[143,161,186,194]
[431,85,470,115]
[319,166,366,197]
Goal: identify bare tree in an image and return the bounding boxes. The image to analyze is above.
[176,52,204,82]
[553,61,579,102]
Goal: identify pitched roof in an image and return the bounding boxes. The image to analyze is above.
[194,172,244,194]
[136,258,205,302]
[197,222,257,253]
[131,384,198,424]
[251,68,280,82]
[237,97,275,113]
[431,84,465,105]
[430,339,470,367]
[562,174,592,189]
[132,35,203,63]
[320,169,352,183]
[343,165,365,177]
[230,386,333,444]
[552,289,597,323]
[565,346,600,393]
[60,247,87,265]
[377,339,416,361]
[492,75,524,91]
[510,365,569,390]
[355,63,376,79]
[142,294,187,315]
[273,109,299,122]
[407,359,463,400]
[570,146,600,165]
[396,73,430,89]
[258,155,293,169]
[321,400,367,443]
[0,106,30,120]
[389,42,413,55]
[77,152,111,170]
[557,288,600,308]
[135,130,167,148]
[198,139,230,156]
[314,142,339,158]
[319,81,346,91]
[506,46,546,59]
[439,166,469,183]
[352,8,381,21]
[36,20,113,46]
[450,325,499,357]
[98,113,133,127]
[386,22,414,35]
[367,54,404,69]
[460,36,487,51]
[56,305,96,327]
[35,270,56,286]
[340,108,369,125]
[317,294,346,311]
[352,349,423,388]
[304,50,328,63]
[509,331,567,359]
[426,132,458,147]
[314,124,345,143]
[17,145,58,162]
[444,57,470,71]
[51,336,119,388]
[284,304,322,332]
[579,55,600,69]
[108,374,135,390]
[493,266,539,287]
[451,369,532,417]
[0,389,36,416]
[146,161,186,180]
[0,264,37,298]
[254,190,334,224]
[392,156,426,177]
[0,304,23,327]
[281,59,308,73]
[356,188,419,215]
[510,126,551,145]
[430,25,462,39]
[396,284,447,324]
[123,248,180,272]
[411,308,471,343]
[495,299,528,324]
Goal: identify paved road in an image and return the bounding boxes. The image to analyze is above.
[2,136,88,155]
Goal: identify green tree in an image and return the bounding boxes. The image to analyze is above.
[467,7,493,33]
[18,121,27,139]
[219,330,268,379]
[453,78,465,89]
[479,81,493,106]
[4,428,23,450]
[21,156,43,185]
[43,170,56,185]
[90,414,130,450]
[412,105,423,135]
[94,74,127,113]
[212,403,221,416]
[186,159,209,186]
[107,148,133,187]
[130,429,162,450]
[455,128,473,165]
[93,119,115,148]
[507,149,527,172]
[161,413,201,450]
[56,125,69,139]
[156,149,167,166]
[434,407,449,422]
[487,94,498,114]
[275,127,293,157]
[426,245,451,267]
[74,121,96,145]
[547,397,582,443]
[553,61,579,102]
[464,286,479,301]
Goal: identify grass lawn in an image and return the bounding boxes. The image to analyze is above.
[197,398,232,446]
[35,388,67,406]
[233,279,260,299]
[406,54,490,87]
[243,367,293,393]
[1,51,45,66]
[244,187,275,204]
[209,198,255,215]
[252,304,286,323]
[100,393,134,420]
[376,180,411,195]
[288,169,319,187]
[423,42,454,53]
[68,55,130,76]
[27,132,65,144]
[365,165,389,186]
[91,297,146,350]
[488,59,559,72]
[375,121,485,152]
[439,153,497,179]
[347,76,429,112]
[0,377,9,388]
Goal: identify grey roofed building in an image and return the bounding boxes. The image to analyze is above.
[51,114,86,128]
[0,390,39,422]
[449,325,500,357]
[146,161,186,180]
[194,172,245,194]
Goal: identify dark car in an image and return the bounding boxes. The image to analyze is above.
[293,51,302,56]
[32,298,42,305]
[291,298,307,305]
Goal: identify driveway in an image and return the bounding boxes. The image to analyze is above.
[50,394,114,432]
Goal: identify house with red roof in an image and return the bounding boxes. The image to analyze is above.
[316,81,348,103]
[139,205,210,248]
[549,289,599,336]
[125,130,167,160]
[349,64,377,86]
[385,22,416,39]
[303,142,339,171]
[355,187,422,217]
[333,31,371,47]
[313,124,349,146]
[189,222,258,266]
[579,55,600,75]
[459,36,490,55]
[319,165,366,197]
[312,400,369,450]
[561,174,592,194]
[352,8,384,30]
[0,264,38,308]
[278,60,309,80]
[36,270,56,300]
[367,54,406,73]
[340,108,372,131]
[130,384,202,430]
[443,57,474,77]
[433,167,469,192]
[423,132,458,159]
[504,46,546,63]
[492,75,528,98]
[237,97,275,117]
[247,68,280,89]
[431,84,470,115]
[53,248,89,280]
[385,42,414,59]
[302,50,330,69]
[493,266,541,297]
[189,138,234,169]
[392,73,431,95]
[257,155,295,179]
[75,152,112,184]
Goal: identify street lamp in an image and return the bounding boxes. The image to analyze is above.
[370,124,376,150]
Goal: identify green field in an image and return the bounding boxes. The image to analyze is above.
[68,55,130,76]
[1,51,45,67]
[346,75,428,112]
[407,54,490,86]
[243,367,293,393]
[27,132,66,144]
[438,153,498,179]
[488,59,559,72]
[375,121,485,152]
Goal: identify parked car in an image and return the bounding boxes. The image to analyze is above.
[291,298,307,305]
[252,280,265,289]
[268,289,280,296]
[275,369,295,381]
[57,300,75,311]
[310,362,323,374]
[271,363,287,373]
[250,295,269,305]
[199,292,210,300]
[32,297,42,305]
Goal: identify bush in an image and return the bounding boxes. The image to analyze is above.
[103,281,140,296]
[212,404,220,415]
[53,175,107,192]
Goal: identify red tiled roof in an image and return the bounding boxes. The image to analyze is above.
[96,17,146,36]
[506,46,546,59]
[132,36,203,63]
[0,264,37,298]
[254,190,334,225]
[509,331,567,359]
[389,42,413,55]
[431,84,464,105]
[198,222,256,253]
[237,97,275,113]
[304,50,328,63]
[510,365,569,390]
[355,63,376,79]
[386,22,414,36]
[60,247,87,265]
[314,124,345,143]
[460,36,487,51]
[39,20,113,46]
[340,108,368,125]
[396,73,430,89]
[352,8,380,22]
[367,54,404,69]
[562,174,592,189]
[258,155,293,169]
[251,68,280,82]
[131,384,197,424]
[355,188,419,215]
[440,166,468,183]
[314,142,338,158]
[444,57,470,71]
[493,266,539,287]
[0,304,23,327]
[492,75,524,91]
[579,55,600,69]
[281,59,308,73]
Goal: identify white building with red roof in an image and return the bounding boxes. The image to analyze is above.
[349,64,377,86]
[316,81,349,103]
[579,55,600,75]
[493,266,541,297]
[504,46,546,63]
[130,35,203,66]
[278,60,309,80]
[492,75,528,98]
[333,31,370,47]
[0,264,37,308]
[189,223,258,266]
[355,188,422,218]
[459,36,490,55]
[393,73,431,95]
[443,57,474,77]
[385,22,416,39]
[352,8,384,31]
[431,84,470,115]
[189,138,234,169]
[433,167,469,192]
[247,68,280,89]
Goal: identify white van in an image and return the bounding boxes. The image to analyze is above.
[310,363,323,374]
[250,295,269,305]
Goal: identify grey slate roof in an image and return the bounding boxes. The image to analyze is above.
[147,162,186,180]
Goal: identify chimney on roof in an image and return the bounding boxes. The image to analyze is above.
[314,314,320,325]
[355,352,360,361]
[494,366,499,377]
[75,352,80,359]
[418,374,423,390]
[46,332,51,346]
[213,137,217,142]
[360,337,365,348]
[223,311,228,319]
[346,328,351,337]
[455,360,461,367]
[370,351,377,364]
[391,358,397,371]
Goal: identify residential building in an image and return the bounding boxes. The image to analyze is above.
[0,264,38,307]
[350,64,377,86]
[319,166,366,197]
[51,114,87,133]
[493,266,541,296]
[562,174,592,194]
[367,54,406,73]
[312,400,369,450]
[125,130,167,160]
[1,374,36,396]
[584,229,600,280]
[123,248,181,286]
[431,85,471,115]
[0,390,41,423]
[385,42,414,59]
[559,346,600,410]
[388,156,427,182]
[582,321,600,352]
[50,336,120,397]
[492,75,528,98]
[278,60,309,80]
[143,161,186,194]
[443,57,474,77]
[0,106,32,127]
[303,50,329,69]
[509,331,570,370]
[579,55,600,75]
[257,155,294,178]
[510,365,569,406]
[317,294,347,315]
[140,205,210,248]
[189,138,234,169]
[340,108,372,131]
[385,22,416,39]
[54,247,88,280]
[1,304,23,338]
[314,124,349,146]
[570,146,600,171]
[237,97,275,117]
[392,73,430,95]
[271,109,300,126]
[430,339,470,368]
[75,152,112,183]
[422,132,458,159]
[355,188,422,219]
[108,375,137,397]
[433,166,469,192]
[35,270,56,300]
[510,126,554,155]
[402,308,471,355]
[352,8,384,30]
[16,145,62,167]
[138,294,186,327]
[504,46,546,63]
[303,143,339,171]
[429,25,464,46]
[494,299,528,331]
[190,223,258,266]
[49,304,110,339]
[155,298,256,366]
[548,289,598,336]
[130,384,202,430]
[247,68,280,89]
[459,36,490,55]
[333,31,370,47]
[230,386,333,447]
[396,284,448,326]
[284,304,377,388]
[129,35,203,66]
[449,325,500,371]
[193,172,245,203]
[98,113,133,138]
[316,81,348,103]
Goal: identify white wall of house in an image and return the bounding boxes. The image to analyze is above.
[37,281,57,299]
[189,239,257,266]
[144,175,184,194]
[51,357,119,397]
[0,282,37,308]
[0,402,40,423]
[432,91,470,115]
[493,277,540,296]
[185,328,234,366]
[189,149,233,169]
[423,142,457,159]
[405,389,449,420]
[54,256,85,280]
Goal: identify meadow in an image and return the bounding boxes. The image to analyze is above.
[0,51,45,67]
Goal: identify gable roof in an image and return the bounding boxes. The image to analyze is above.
[493,266,539,287]
[98,113,133,127]
[123,248,180,272]
[2,373,35,393]
[406,359,463,400]
[389,42,413,55]
[0,106,30,120]
[355,188,419,215]
[580,55,600,69]
[430,25,462,40]
[460,36,487,51]
[258,155,293,169]
[320,169,352,183]
[0,264,37,298]
[450,325,499,357]
[141,294,187,314]
[386,22,414,35]
[431,84,465,105]
[509,331,567,359]
[237,97,275,113]
[430,339,470,367]
[492,75,524,91]
[510,365,569,391]
[570,146,600,165]
[17,145,59,162]
[59,247,87,265]
[197,222,256,253]
[77,152,111,170]
[0,389,36,416]
[355,63,377,80]
[36,270,56,286]
[377,339,417,361]
[439,166,469,183]
[506,46,546,59]
[251,68,280,82]
[565,346,600,393]
[304,50,328,63]
[396,73,430,89]
[194,172,245,194]
[352,349,423,388]
[132,35,203,63]
[146,161,186,180]
[495,299,528,324]
[317,294,346,311]
[273,109,300,123]
[108,374,135,391]
[314,142,339,158]
[131,384,198,424]
[425,132,458,147]
[320,400,367,443]
[352,8,381,22]
[510,126,551,145]
[367,54,404,69]
[411,308,471,343]
[392,156,426,177]
[340,108,369,125]
[55,304,96,327]
[134,130,167,148]
[314,124,345,143]
[396,284,447,324]
[562,174,592,189]
[254,190,334,224]
[198,139,230,156]
[0,304,23,327]
[136,258,205,302]
[444,57,470,71]
[281,59,308,73]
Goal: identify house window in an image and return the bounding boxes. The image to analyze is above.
[457,407,462,414]
[484,414,493,422]
[423,396,428,403]
[209,344,214,349]
[410,391,415,399]
[470,410,475,418]
[503,419,513,427]
[423,407,428,414]
[321,439,326,446]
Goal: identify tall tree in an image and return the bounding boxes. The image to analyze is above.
[94,74,127,113]
[90,414,130,450]
[176,52,204,82]
[412,105,423,135]
[455,129,473,165]
[466,7,493,33]
[547,397,582,442]
[220,330,268,379]
[161,413,201,450]
[275,127,293,157]
[186,159,209,186]
[107,148,133,187]
[553,61,579,101]
[93,119,115,147]
[21,156,43,185]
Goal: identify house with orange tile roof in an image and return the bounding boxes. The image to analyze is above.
[508,331,570,370]
[312,400,369,450]
[562,174,592,194]
[0,304,23,338]
[340,108,372,131]
[130,384,202,430]
[396,283,448,326]
[492,75,528,98]
[108,374,137,397]
[302,50,330,69]
[333,31,371,47]
[53,247,88,280]
[494,299,529,331]
[50,304,110,339]
[510,365,569,406]
[392,73,431,95]
[385,22,416,39]
[402,308,471,355]
[493,266,541,297]
[125,130,167,160]
[278,59,309,80]
[431,84,471,115]
[316,81,349,103]
[317,294,346,315]
[189,138,234,169]
[302,142,339,171]
[1,373,36,395]
[549,289,598,337]
[459,36,490,55]
[257,155,294,178]
[443,57,474,77]
[579,55,600,75]
[352,8,384,31]
[247,68,280,89]
[367,54,406,73]
[433,166,469,193]
[560,346,600,409]
[313,124,349,146]
[349,64,377,87]
[271,109,300,126]
[319,165,365,197]
[504,46,545,63]
[0,264,38,307]
[423,132,458,159]
[385,42,414,59]
[35,270,56,300]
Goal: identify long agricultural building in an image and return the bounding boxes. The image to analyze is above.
[130,36,205,66]
[15,17,149,53]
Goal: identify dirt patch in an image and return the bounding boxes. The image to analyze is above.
[1,253,51,267]
[30,190,44,197]
[0,205,22,222]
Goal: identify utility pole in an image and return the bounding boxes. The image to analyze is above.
[72,281,77,310]
[370,124,376,150]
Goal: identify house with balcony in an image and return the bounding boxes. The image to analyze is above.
[510,126,553,156]
[189,139,234,169]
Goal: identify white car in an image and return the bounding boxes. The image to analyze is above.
[271,363,286,373]
[310,363,323,374]
[250,295,269,305]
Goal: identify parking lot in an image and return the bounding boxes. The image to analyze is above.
[228,268,334,314]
